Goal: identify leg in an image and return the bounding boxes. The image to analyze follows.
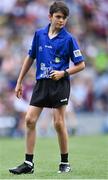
[53,105,71,173]
[53,105,68,154]
[9,105,43,174]
[25,105,43,154]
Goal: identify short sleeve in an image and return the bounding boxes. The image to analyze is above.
[28,31,37,59]
[69,37,84,64]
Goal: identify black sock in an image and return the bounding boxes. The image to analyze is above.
[61,153,68,163]
[25,154,33,163]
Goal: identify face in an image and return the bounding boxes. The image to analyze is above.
[49,11,68,29]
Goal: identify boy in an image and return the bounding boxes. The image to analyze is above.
[9,1,85,174]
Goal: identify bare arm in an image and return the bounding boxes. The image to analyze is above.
[50,61,85,80]
[66,61,85,75]
[15,55,34,98]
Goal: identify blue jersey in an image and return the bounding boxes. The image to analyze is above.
[28,24,84,80]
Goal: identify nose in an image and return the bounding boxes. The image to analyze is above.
[60,17,64,21]
[59,17,64,23]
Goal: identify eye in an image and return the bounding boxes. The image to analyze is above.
[56,15,66,20]
[56,15,62,19]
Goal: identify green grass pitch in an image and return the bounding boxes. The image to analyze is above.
[0,135,108,179]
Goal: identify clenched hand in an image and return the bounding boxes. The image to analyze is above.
[15,83,23,99]
[50,70,64,80]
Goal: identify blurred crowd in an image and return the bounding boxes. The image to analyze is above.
[0,0,108,136]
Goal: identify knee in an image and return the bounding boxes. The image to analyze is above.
[25,115,36,129]
[54,117,64,132]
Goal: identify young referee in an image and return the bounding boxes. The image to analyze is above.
[9,1,85,174]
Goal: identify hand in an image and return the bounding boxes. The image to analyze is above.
[50,70,64,80]
[15,82,23,99]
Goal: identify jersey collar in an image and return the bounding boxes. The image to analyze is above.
[43,24,67,38]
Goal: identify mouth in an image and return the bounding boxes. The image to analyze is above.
[57,24,63,26]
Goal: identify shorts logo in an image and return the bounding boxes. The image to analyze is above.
[73,50,82,57]
[60,98,68,102]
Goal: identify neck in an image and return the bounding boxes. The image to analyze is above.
[49,24,60,35]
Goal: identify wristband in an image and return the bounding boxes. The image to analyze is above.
[64,70,69,77]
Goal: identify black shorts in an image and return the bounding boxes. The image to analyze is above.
[30,78,70,108]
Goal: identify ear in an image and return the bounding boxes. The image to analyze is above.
[48,14,52,21]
